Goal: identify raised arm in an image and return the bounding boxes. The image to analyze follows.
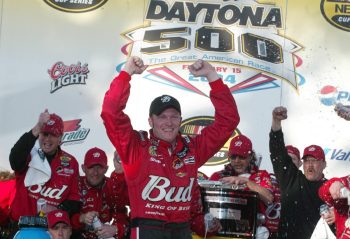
[188,60,240,166]
[101,57,148,162]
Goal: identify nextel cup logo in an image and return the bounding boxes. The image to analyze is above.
[319,85,350,106]
[48,61,89,93]
[321,0,350,32]
[180,116,240,166]
[44,0,108,13]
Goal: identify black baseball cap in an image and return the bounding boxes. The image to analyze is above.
[149,95,181,116]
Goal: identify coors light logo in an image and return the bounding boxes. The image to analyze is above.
[48,61,89,93]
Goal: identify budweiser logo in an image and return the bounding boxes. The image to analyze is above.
[142,175,194,202]
[28,184,68,200]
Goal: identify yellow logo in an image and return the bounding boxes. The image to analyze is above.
[321,0,350,32]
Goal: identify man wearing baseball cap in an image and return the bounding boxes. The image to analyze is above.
[270,106,328,239]
[47,209,72,239]
[70,147,129,239]
[8,109,80,236]
[209,134,274,235]
[101,57,240,239]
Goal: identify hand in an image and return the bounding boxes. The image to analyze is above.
[32,109,51,136]
[188,60,219,82]
[322,207,335,225]
[123,56,148,76]
[271,106,287,131]
[329,181,345,199]
[96,224,117,238]
[220,176,248,185]
[334,103,350,121]
[208,218,222,232]
[79,211,98,225]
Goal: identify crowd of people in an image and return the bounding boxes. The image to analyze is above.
[0,57,349,239]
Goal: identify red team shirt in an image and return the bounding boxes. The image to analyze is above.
[101,71,239,227]
[11,149,80,221]
[319,175,350,239]
[71,176,129,238]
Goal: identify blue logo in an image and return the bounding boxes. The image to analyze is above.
[324,147,350,161]
[319,85,350,106]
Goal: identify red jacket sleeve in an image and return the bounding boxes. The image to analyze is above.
[101,71,144,180]
[319,177,349,209]
[191,81,240,167]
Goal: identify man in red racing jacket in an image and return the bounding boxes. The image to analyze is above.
[319,175,350,239]
[9,110,80,236]
[101,56,240,239]
[71,147,129,239]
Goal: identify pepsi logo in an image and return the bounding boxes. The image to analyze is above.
[319,85,337,106]
[319,85,350,107]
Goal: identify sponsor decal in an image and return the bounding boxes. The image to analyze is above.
[119,0,304,96]
[48,61,89,93]
[321,0,350,32]
[61,119,90,145]
[28,184,68,199]
[324,147,350,161]
[142,175,194,202]
[150,157,161,164]
[148,146,157,156]
[63,168,74,174]
[319,85,350,106]
[172,157,184,170]
[60,156,71,162]
[176,172,187,177]
[180,116,240,166]
[184,156,195,165]
[43,0,108,13]
[56,166,63,173]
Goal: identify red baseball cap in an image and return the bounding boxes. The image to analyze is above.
[302,145,325,161]
[84,147,108,168]
[286,145,300,160]
[228,134,252,158]
[41,114,64,137]
[47,209,71,228]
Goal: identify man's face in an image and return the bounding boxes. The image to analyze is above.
[289,153,302,168]
[82,164,108,187]
[303,156,326,181]
[49,222,72,239]
[38,132,61,155]
[148,108,181,144]
[230,155,251,174]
